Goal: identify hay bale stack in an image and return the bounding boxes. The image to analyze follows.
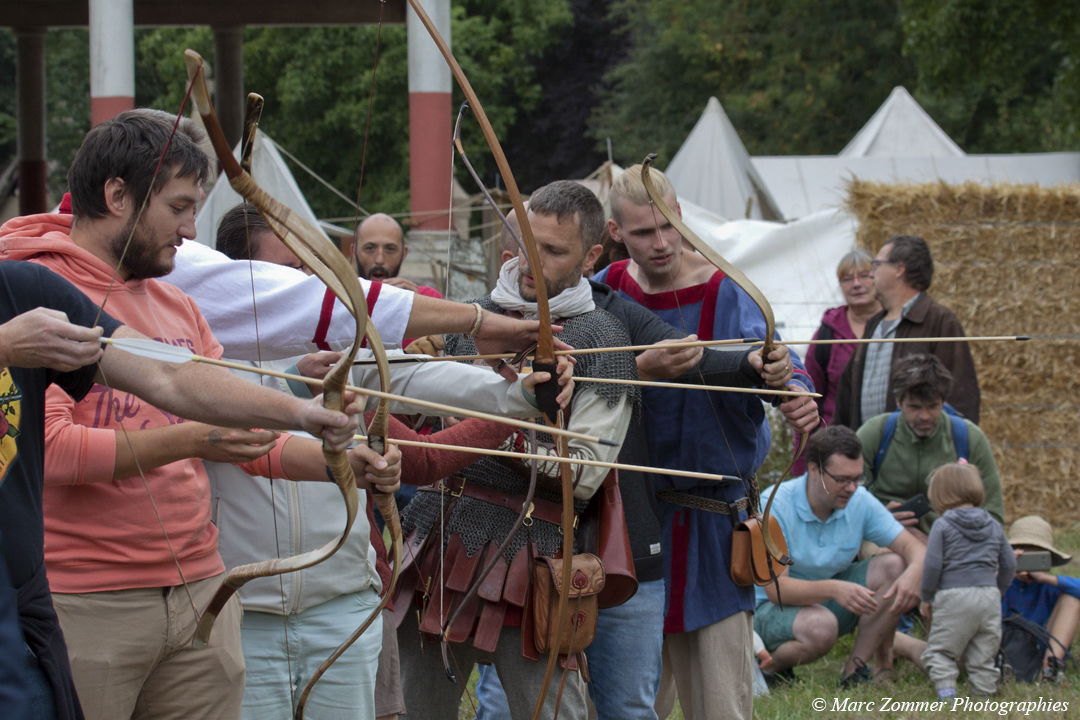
[847,181,1080,524]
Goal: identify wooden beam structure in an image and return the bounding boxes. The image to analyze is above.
[3,0,406,29]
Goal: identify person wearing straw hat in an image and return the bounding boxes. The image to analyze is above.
[1003,516,1080,681]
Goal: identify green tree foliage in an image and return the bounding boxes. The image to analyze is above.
[2,0,569,220]
[589,0,917,166]
[45,30,91,195]
[0,29,92,197]
[503,0,628,191]
[901,0,1080,151]
[133,1,571,221]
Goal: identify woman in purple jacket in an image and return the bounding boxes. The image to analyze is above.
[794,250,880,474]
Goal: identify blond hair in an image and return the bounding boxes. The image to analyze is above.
[927,463,985,514]
[836,249,874,281]
[610,164,676,225]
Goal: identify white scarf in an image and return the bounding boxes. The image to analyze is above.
[489,257,595,321]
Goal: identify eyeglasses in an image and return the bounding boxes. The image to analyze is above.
[821,466,867,488]
[869,259,892,267]
[839,272,873,285]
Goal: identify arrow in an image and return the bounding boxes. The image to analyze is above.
[101,337,616,446]
[352,434,742,484]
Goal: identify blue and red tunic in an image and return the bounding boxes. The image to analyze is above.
[594,261,812,633]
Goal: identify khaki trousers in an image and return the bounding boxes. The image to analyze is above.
[52,573,244,720]
[921,586,1001,695]
[654,611,753,720]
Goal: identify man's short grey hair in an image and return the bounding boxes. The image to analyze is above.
[527,180,605,254]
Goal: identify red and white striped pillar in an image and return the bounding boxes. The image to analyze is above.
[407,0,452,232]
[89,0,135,126]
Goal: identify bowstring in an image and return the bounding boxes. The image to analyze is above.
[240,156,297,706]
[96,363,201,621]
[350,0,387,273]
[91,74,200,621]
[92,79,196,329]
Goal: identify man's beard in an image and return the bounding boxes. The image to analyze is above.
[109,216,174,280]
[357,263,399,281]
[517,263,581,302]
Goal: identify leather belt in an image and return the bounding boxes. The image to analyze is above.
[418,475,574,529]
[656,489,750,516]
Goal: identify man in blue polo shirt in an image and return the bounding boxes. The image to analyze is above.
[754,426,925,686]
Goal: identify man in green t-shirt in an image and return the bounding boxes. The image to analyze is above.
[857,354,1003,541]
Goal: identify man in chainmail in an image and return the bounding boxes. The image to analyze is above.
[398,181,639,720]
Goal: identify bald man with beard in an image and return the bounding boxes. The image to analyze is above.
[353,213,442,298]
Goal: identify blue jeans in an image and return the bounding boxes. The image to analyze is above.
[19,645,52,720]
[475,579,666,720]
[240,589,382,720]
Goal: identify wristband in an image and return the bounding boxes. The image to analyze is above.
[468,303,484,337]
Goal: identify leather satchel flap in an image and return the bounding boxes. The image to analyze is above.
[535,553,605,598]
[732,515,791,587]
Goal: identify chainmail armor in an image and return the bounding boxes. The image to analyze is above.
[401,297,640,562]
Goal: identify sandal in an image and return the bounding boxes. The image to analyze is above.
[839,657,872,689]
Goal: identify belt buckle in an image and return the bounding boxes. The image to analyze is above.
[450,478,465,498]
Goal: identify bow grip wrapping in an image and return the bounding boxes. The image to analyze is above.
[531,360,561,424]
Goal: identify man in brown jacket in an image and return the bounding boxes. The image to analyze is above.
[834,235,979,429]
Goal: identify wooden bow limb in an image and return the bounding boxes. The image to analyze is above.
[240,93,263,175]
[185,51,371,652]
[267,4,401,703]
[185,49,404,709]
[641,158,794,569]
[404,1,571,710]
[351,434,744,484]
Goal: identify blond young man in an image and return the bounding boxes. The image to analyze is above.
[594,166,817,720]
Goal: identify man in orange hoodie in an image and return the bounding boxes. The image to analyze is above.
[0,259,367,720]
[0,109,380,720]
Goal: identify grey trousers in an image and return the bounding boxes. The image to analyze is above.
[398,610,587,720]
[921,586,1002,695]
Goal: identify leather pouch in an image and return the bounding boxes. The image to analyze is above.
[594,471,637,608]
[731,514,790,587]
[532,553,605,655]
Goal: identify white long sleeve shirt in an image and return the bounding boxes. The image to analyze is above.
[165,240,415,360]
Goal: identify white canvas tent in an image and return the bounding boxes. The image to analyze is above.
[840,87,965,158]
[751,152,1080,219]
[664,97,784,221]
[751,87,1080,219]
[194,133,331,248]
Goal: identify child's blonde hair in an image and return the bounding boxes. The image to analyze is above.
[927,462,984,514]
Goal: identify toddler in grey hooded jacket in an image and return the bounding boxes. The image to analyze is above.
[920,463,1016,697]
[921,506,1016,600]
